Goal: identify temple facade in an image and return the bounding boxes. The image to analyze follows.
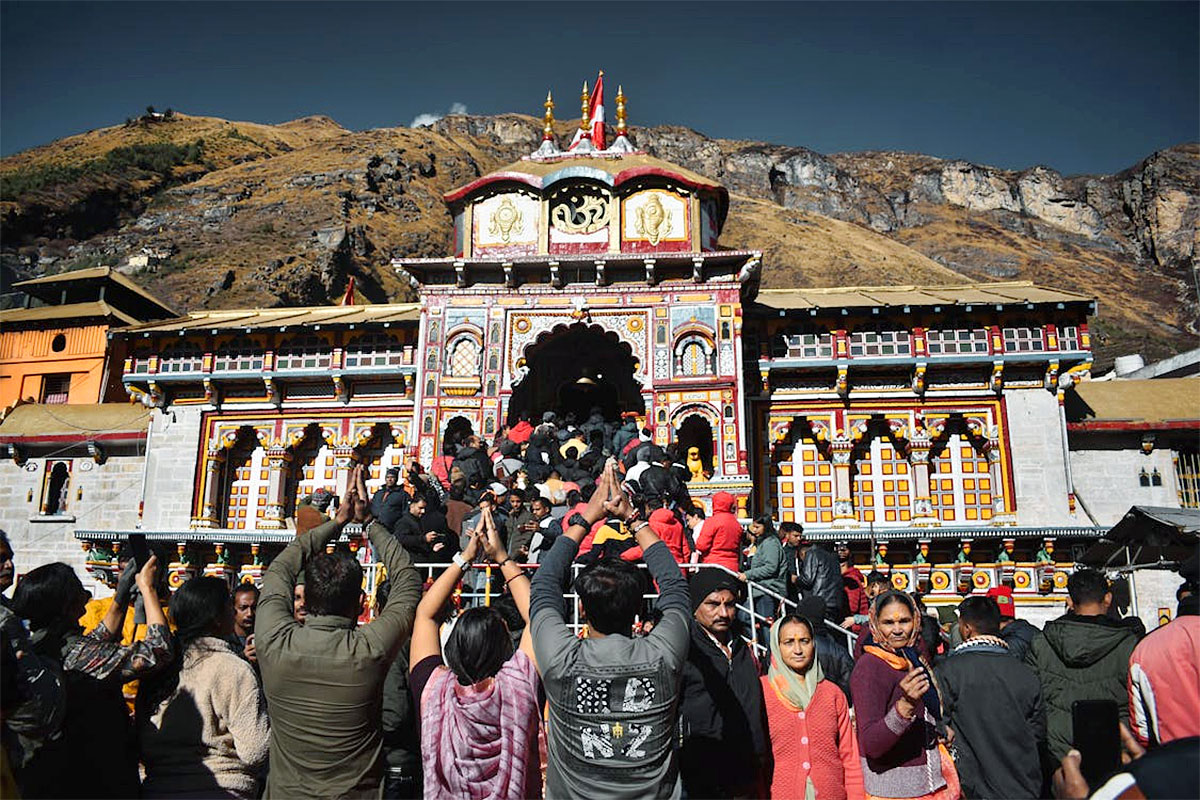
[12,80,1194,620]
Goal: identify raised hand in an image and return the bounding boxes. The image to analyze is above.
[479,505,507,562]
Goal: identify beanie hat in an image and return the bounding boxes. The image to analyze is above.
[986,586,1016,618]
[689,570,744,612]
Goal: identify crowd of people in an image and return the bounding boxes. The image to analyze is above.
[0,409,1197,800]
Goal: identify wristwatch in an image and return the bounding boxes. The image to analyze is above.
[567,512,590,530]
[452,552,469,571]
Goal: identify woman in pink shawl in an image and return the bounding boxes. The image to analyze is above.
[409,505,542,800]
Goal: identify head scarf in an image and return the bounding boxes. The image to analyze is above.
[766,616,826,711]
[865,590,942,720]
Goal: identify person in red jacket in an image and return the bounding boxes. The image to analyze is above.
[648,506,690,573]
[695,491,743,573]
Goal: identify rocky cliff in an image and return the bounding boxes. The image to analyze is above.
[2,111,1195,367]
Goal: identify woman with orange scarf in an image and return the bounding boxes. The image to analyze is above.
[762,613,864,800]
[849,590,960,800]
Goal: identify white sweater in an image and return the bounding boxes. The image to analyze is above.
[140,637,270,799]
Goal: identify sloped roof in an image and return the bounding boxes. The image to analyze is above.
[1067,377,1200,428]
[114,303,421,336]
[755,281,1095,311]
[0,301,139,327]
[444,152,725,205]
[13,266,177,318]
[0,402,151,441]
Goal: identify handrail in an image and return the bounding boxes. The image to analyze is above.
[396,559,857,658]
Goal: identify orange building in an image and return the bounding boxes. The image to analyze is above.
[0,267,176,409]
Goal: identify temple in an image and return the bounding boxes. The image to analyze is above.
[3,78,1195,622]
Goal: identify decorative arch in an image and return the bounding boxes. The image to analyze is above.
[445,325,484,378]
[673,328,717,378]
[671,403,721,478]
[925,415,996,524]
[773,416,836,526]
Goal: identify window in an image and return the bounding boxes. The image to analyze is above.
[675,334,715,377]
[1003,327,1045,353]
[1059,326,1082,351]
[849,330,912,357]
[930,436,995,523]
[446,335,480,377]
[344,332,406,368]
[778,332,833,359]
[1177,449,1200,508]
[777,439,835,526]
[276,334,331,370]
[855,438,914,525]
[158,341,204,373]
[214,336,264,371]
[926,328,989,355]
[40,460,71,515]
[41,374,71,404]
[51,334,67,352]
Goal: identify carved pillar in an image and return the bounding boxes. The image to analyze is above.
[986,443,1015,524]
[830,433,857,528]
[909,432,938,526]
[261,446,291,530]
[193,449,226,529]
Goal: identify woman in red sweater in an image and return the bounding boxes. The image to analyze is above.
[762,614,864,800]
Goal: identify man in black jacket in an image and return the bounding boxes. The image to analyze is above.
[371,468,409,532]
[783,523,846,621]
[937,596,1045,800]
[677,570,768,798]
[393,497,453,563]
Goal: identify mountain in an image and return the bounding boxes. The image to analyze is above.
[1,111,1195,368]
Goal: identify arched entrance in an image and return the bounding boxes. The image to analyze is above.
[674,408,718,478]
[507,324,645,424]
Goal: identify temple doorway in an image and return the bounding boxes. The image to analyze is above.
[675,413,716,477]
[507,324,645,424]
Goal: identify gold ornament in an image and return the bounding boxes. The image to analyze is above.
[551,192,610,234]
[542,90,555,140]
[634,193,672,245]
[616,85,627,136]
[488,197,524,243]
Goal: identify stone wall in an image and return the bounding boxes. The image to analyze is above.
[141,406,204,531]
[0,451,144,595]
[1070,445,1180,526]
[1004,389,1078,526]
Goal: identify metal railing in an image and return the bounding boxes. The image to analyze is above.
[398,560,857,658]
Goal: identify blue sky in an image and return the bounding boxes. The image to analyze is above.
[2,1,1196,175]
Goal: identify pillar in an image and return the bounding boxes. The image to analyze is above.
[193,450,226,529]
[909,433,938,526]
[830,434,857,528]
[261,447,291,530]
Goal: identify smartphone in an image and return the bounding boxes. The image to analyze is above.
[128,533,151,570]
[1072,699,1121,786]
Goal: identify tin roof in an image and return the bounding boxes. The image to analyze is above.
[1066,377,1200,428]
[13,267,177,319]
[755,281,1095,312]
[0,402,150,441]
[0,301,139,327]
[113,303,421,336]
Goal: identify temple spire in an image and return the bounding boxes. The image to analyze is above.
[616,84,626,136]
[532,89,562,157]
[568,80,596,152]
[542,90,555,140]
[579,81,590,133]
[608,82,635,153]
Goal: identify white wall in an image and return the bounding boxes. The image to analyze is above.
[1070,447,1179,526]
[141,406,203,530]
[1005,389,1078,526]
[0,452,144,595]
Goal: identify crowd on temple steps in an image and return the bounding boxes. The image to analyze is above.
[1,409,1197,800]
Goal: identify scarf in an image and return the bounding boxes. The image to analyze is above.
[766,617,825,800]
[865,595,942,720]
[421,649,541,800]
[952,634,1008,655]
